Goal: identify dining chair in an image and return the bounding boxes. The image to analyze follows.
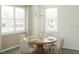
[41,32,54,53]
[19,37,35,54]
[19,34,26,40]
[50,38,64,54]
[28,35,38,48]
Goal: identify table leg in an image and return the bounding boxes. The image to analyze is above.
[36,44,44,54]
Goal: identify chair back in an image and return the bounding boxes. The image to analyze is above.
[55,38,64,49]
[19,37,30,53]
[60,38,64,49]
[20,34,26,40]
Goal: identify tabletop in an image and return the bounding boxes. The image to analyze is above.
[29,37,57,44]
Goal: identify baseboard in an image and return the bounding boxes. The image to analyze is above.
[63,48,79,51]
[1,44,19,53]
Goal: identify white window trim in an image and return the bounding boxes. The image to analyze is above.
[1,31,25,36]
[1,6,26,34]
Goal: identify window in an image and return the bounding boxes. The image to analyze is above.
[1,6,14,33]
[45,8,57,32]
[15,8,25,31]
[1,6,25,34]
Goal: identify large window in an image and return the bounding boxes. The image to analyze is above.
[1,6,25,34]
[45,8,57,32]
[15,8,25,31]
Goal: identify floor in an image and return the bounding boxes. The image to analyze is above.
[1,47,79,54]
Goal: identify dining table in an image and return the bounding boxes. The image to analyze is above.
[29,37,57,54]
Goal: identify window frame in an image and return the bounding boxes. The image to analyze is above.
[0,5,26,35]
[44,8,57,32]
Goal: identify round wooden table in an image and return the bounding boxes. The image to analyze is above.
[29,37,57,54]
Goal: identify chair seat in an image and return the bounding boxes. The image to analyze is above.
[19,37,36,54]
[25,48,35,54]
[49,39,64,54]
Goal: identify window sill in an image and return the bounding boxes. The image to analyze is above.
[1,31,25,36]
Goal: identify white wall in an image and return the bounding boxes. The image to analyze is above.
[0,6,1,52]
[25,6,29,36]
[30,5,45,37]
[46,5,79,50]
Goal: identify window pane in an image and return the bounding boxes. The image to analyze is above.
[1,6,14,18]
[15,18,25,31]
[46,8,57,19]
[45,8,57,32]
[2,18,14,33]
[15,8,25,18]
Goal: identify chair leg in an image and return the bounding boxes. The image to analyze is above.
[49,47,51,52]
[61,48,63,54]
[21,51,24,54]
[50,47,57,54]
[58,49,63,54]
[59,50,61,54]
[53,46,58,54]
[51,48,63,54]
[54,48,58,54]
[51,48,54,53]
